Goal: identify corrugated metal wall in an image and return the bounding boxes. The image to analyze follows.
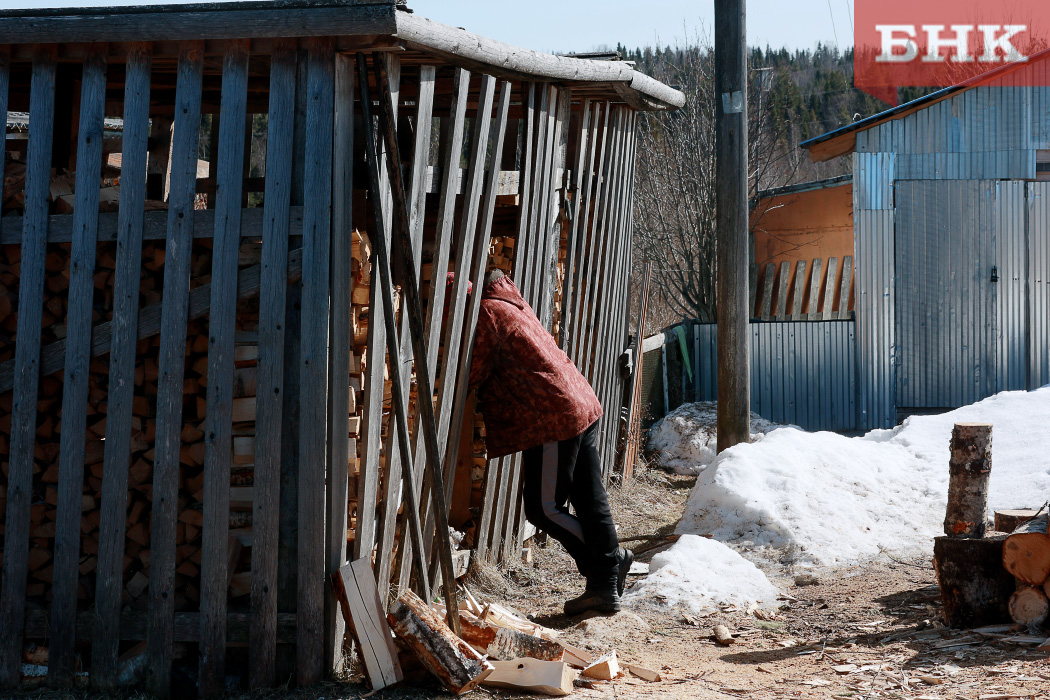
[853,153,896,429]
[894,180,998,409]
[997,181,1029,392]
[691,320,857,432]
[1027,183,1050,388]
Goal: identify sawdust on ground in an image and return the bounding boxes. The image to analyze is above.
[9,466,1050,700]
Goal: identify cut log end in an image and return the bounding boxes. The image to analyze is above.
[1009,586,1049,626]
[1002,514,1050,585]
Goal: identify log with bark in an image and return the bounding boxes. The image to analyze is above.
[995,509,1039,535]
[943,423,992,538]
[387,590,492,695]
[1009,585,1050,626]
[1002,514,1050,586]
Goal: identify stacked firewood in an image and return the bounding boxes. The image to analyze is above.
[1001,509,1050,626]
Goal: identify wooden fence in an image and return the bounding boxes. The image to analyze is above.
[750,255,855,321]
[0,38,642,696]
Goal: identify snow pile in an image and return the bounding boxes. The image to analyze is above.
[647,401,790,474]
[676,387,1050,569]
[625,535,782,612]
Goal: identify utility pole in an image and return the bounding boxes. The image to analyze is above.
[715,0,751,452]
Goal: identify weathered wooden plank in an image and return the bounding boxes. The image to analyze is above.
[198,39,249,698]
[592,111,634,475]
[568,102,608,367]
[599,112,637,474]
[474,456,503,564]
[375,59,432,600]
[541,89,568,328]
[502,453,527,561]
[807,258,824,320]
[276,50,309,684]
[575,104,616,373]
[47,44,107,688]
[438,81,512,579]
[775,261,790,319]
[249,37,295,690]
[355,49,435,609]
[323,50,355,678]
[363,50,462,633]
[332,559,404,690]
[822,257,839,320]
[0,44,49,692]
[582,106,625,381]
[559,98,592,351]
[26,610,300,644]
[759,263,776,320]
[521,84,551,304]
[92,43,151,692]
[146,41,204,699]
[396,66,468,596]
[297,37,335,687]
[530,86,559,314]
[0,4,398,44]
[421,73,496,573]
[354,55,398,566]
[838,255,853,319]
[513,83,535,292]
[791,260,807,320]
[0,205,304,244]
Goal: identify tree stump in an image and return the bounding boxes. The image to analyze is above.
[943,423,992,538]
[933,534,1014,628]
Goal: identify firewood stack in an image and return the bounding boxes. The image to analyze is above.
[1002,510,1050,627]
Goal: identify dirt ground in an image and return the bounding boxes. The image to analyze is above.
[10,466,1050,700]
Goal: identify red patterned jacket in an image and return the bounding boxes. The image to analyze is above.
[468,275,603,458]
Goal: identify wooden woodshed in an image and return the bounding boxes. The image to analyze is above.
[0,0,684,695]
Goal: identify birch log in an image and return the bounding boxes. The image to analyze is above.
[943,423,992,538]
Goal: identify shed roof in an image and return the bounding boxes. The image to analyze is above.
[801,49,1050,162]
[0,0,683,110]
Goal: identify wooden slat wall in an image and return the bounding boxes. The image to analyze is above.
[249,37,295,690]
[296,36,335,687]
[94,43,151,691]
[0,38,652,694]
[199,39,249,697]
[753,256,856,321]
[0,44,54,690]
[47,43,107,688]
[147,41,204,698]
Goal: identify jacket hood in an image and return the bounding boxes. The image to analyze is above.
[482,274,528,310]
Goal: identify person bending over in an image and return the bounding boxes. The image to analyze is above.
[464,269,632,615]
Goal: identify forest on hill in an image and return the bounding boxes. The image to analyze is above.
[625,41,929,328]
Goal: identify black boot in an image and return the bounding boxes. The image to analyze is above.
[616,547,634,597]
[564,575,620,616]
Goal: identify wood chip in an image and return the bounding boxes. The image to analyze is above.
[832,664,858,674]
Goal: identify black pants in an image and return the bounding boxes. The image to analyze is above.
[521,421,619,580]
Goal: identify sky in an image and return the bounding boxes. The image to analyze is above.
[0,0,855,54]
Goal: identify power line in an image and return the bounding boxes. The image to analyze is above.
[844,0,854,34]
[826,0,839,46]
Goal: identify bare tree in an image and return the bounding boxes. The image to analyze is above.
[631,39,804,329]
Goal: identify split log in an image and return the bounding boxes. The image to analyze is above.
[934,534,1014,628]
[1003,514,1050,585]
[332,559,403,690]
[387,590,492,695]
[995,509,1039,534]
[582,650,619,680]
[481,658,574,697]
[1009,585,1049,626]
[943,423,992,538]
[456,611,563,661]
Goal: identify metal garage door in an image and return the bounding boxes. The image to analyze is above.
[895,180,998,409]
